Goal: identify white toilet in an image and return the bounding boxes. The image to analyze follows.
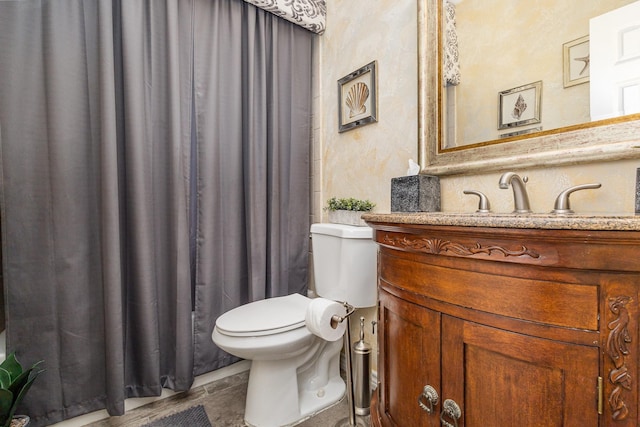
[211,223,377,427]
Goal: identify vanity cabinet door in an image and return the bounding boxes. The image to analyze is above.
[378,288,441,426]
[441,315,600,427]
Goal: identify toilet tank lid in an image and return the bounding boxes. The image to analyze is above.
[310,223,372,239]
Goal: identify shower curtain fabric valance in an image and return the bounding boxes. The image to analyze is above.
[242,0,326,33]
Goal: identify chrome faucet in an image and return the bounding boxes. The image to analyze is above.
[499,172,532,213]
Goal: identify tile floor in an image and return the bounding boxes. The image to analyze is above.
[84,370,370,427]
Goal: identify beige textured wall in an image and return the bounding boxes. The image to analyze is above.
[316,0,640,220]
[315,0,418,218]
[313,0,640,383]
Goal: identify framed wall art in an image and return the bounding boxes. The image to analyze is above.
[338,61,377,132]
[498,81,542,130]
[563,35,590,88]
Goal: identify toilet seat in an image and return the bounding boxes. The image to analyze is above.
[215,293,311,337]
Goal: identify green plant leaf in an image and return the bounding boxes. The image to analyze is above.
[7,361,43,399]
[0,354,22,383]
[0,355,44,427]
[0,369,10,390]
[325,197,375,212]
[0,388,13,427]
[6,366,43,426]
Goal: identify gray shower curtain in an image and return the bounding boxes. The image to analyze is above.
[0,0,312,425]
[192,0,312,375]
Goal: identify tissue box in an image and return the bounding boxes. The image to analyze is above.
[391,175,440,212]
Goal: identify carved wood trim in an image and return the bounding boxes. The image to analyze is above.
[382,234,540,259]
[606,295,633,421]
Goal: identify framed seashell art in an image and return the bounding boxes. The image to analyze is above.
[498,80,542,131]
[338,61,378,132]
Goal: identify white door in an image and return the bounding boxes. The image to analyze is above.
[590,1,640,121]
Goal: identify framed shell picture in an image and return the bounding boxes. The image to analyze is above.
[338,61,378,132]
[498,81,542,130]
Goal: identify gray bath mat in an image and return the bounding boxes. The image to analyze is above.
[141,404,213,427]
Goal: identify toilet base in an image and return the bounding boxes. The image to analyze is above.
[245,366,345,427]
[298,375,346,423]
[244,339,345,427]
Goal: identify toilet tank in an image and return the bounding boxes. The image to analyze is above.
[310,223,377,308]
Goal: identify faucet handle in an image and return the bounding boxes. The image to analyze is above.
[463,190,491,213]
[551,183,602,214]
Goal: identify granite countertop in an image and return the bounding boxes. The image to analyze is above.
[361,212,640,231]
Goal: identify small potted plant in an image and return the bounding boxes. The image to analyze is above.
[0,353,45,427]
[325,197,375,226]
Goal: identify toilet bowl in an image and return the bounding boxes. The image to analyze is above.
[211,223,377,427]
[212,293,344,427]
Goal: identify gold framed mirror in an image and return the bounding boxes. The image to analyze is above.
[418,0,640,176]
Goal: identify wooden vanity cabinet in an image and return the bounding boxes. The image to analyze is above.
[368,222,640,427]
